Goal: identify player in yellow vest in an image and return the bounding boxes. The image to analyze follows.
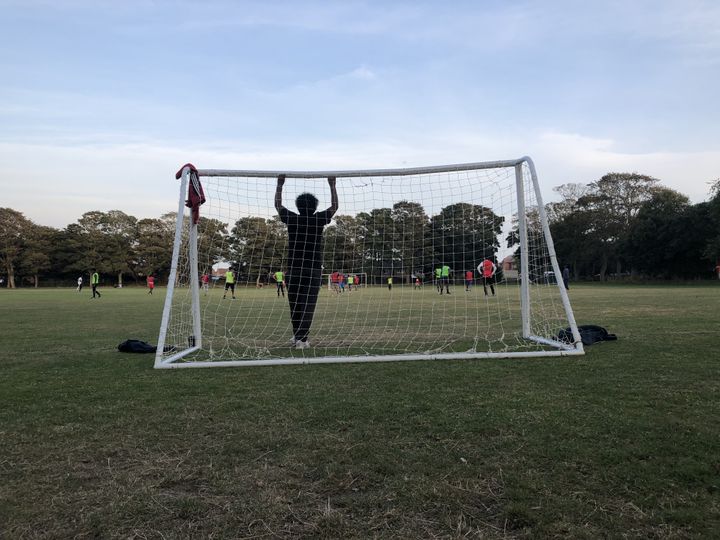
[222,269,236,299]
[274,270,285,297]
[435,267,442,293]
[90,268,101,298]
[440,265,451,295]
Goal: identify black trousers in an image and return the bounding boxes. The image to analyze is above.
[92,284,101,298]
[276,282,285,296]
[286,272,322,341]
[482,277,495,295]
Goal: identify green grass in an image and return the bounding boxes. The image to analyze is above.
[1,284,719,538]
[169,282,565,362]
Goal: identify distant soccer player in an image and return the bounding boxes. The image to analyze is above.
[440,264,451,295]
[274,269,285,297]
[275,174,339,349]
[339,273,346,293]
[435,266,442,293]
[90,268,101,298]
[562,265,571,290]
[147,274,155,295]
[478,258,496,296]
[387,276,393,291]
[201,273,210,294]
[347,274,354,292]
[414,276,421,289]
[76,275,83,293]
[330,271,340,294]
[222,268,236,299]
[465,269,474,292]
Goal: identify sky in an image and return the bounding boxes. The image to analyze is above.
[1,0,719,228]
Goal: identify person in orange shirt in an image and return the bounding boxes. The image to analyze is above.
[478,258,496,296]
[464,270,474,292]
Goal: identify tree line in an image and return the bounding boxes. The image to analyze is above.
[546,173,720,280]
[0,200,504,287]
[1,172,719,288]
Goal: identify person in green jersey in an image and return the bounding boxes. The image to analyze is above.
[90,268,101,298]
[440,264,451,295]
[347,274,354,292]
[274,270,285,297]
[222,268,236,299]
[435,267,442,293]
[387,276,393,291]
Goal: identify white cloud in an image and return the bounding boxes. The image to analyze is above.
[2,130,717,229]
[532,131,720,202]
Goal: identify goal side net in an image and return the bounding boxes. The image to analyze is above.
[155,157,583,368]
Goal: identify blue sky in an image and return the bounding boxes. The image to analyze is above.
[1,0,718,227]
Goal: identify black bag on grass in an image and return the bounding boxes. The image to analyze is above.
[557,325,617,346]
[117,339,157,353]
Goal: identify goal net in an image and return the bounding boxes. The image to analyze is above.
[156,158,583,368]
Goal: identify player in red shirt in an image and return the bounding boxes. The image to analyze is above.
[147,275,155,295]
[330,271,340,294]
[201,273,210,294]
[478,258,496,296]
[465,270,474,292]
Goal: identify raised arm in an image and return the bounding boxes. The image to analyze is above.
[327,177,339,216]
[274,174,285,213]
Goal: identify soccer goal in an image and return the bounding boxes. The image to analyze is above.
[155,157,583,368]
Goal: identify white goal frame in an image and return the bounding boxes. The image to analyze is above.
[155,157,584,369]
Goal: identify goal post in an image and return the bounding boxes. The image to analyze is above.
[155,157,583,369]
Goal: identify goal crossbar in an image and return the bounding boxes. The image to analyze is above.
[196,157,531,179]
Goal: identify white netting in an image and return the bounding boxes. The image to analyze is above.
[157,161,580,366]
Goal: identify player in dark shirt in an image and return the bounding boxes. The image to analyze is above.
[275,174,339,349]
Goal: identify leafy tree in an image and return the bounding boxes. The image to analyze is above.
[356,208,396,281]
[53,223,96,278]
[227,217,283,283]
[75,211,107,273]
[100,210,138,287]
[546,184,598,279]
[18,224,56,287]
[0,208,33,288]
[624,188,690,277]
[705,179,720,267]
[197,216,230,274]
[431,202,504,277]
[135,217,174,280]
[391,201,430,281]
[323,215,361,273]
[576,173,659,280]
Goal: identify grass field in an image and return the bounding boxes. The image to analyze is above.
[1,284,719,538]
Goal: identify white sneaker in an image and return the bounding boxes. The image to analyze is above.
[295,340,310,350]
[289,337,298,346]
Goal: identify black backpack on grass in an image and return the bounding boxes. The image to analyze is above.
[117,339,157,353]
[557,325,617,346]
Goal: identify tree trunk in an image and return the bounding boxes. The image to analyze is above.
[34,274,39,288]
[6,263,15,288]
[599,253,608,282]
[118,272,123,288]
